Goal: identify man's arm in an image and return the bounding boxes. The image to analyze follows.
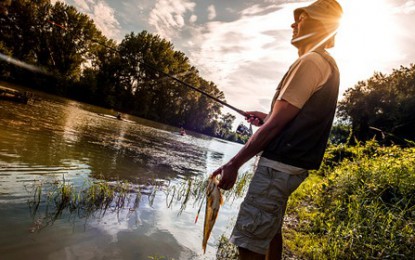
[212,99,301,190]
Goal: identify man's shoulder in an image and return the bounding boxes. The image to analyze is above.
[297,51,332,73]
[301,51,328,63]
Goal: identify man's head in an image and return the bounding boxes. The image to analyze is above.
[291,0,343,49]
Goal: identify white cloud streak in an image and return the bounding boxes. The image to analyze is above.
[91,1,120,40]
[64,0,121,40]
[148,0,196,40]
[73,0,90,12]
[395,0,415,14]
[189,14,197,23]
[50,0,65,4]
[207,5,216,20]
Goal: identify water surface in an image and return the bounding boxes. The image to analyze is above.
[0,87,255,259]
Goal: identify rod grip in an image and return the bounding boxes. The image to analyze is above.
[244,113,264,126]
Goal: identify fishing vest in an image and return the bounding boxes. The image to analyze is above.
[261,50,340,170]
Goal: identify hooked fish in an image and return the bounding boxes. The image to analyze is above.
[202,175,223,253]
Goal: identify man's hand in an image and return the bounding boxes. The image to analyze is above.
[245,111,268,126]
[211,162,239,190]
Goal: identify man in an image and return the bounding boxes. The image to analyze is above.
[211,0,343,259]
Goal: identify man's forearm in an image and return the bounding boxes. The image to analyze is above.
[229,100,300,169]
[229,121,283,168]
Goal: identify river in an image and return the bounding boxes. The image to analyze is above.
[0,86,255,260]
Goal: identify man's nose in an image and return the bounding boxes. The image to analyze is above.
[291,22,297,29]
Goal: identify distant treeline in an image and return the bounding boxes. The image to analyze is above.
[0,0,248,142]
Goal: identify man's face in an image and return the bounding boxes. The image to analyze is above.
[291,11,326,47]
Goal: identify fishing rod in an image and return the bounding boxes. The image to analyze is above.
[47,20,250,118]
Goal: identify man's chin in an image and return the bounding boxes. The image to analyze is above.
[291,38,300,46]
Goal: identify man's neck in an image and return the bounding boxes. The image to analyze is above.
[297,44,325,57]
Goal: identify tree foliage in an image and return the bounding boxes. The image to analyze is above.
[0,0,234,138]
[338,64,415,145]
[0,0,105,90]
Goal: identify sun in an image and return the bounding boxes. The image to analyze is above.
[334,0,401,61]
[331,0,403,92]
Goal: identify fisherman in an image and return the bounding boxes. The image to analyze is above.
[180,127,186,136]
[116,112,122,120]
[211,0,343,259]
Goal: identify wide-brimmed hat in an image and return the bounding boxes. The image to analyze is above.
[294,0,343,34]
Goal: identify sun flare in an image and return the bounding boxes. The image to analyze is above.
[332,0,403,91]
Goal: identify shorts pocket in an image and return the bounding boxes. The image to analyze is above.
[286,172,308,194]
[235,200,280,239]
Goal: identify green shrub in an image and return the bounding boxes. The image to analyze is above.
[286,143,415,259]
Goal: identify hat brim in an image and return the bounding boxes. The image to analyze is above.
[293,8,306,22]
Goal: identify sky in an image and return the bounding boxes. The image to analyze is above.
[52,0,415,125]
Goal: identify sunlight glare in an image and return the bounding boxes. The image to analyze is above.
[332,0,403,90]
[335,0,400,61]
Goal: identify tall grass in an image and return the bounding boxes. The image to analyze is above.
[27,177,145,231]
[286,141,415,259]
[26,171,253,233]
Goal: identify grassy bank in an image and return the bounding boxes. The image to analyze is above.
[285,141,415,259]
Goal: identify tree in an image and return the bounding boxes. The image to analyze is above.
[329,122,351,145]
[0,0,106,92]
[45,2,104,81]
[217,113,236,138]
[116,31,225,131]
[0,0,11,15]
[338,64,415,144]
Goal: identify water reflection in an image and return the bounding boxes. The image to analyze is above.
[0,90,255,259]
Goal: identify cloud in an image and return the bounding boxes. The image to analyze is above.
[65,0,121,40]
[91,1,121,39]
[394,0,415,14]
[51,0,66,4]
[73,0,91,12]
[185,3,297,110]
[148,0,196,40]
[207,5,216,20]
[240,3,282,16]
[189,14,197,23]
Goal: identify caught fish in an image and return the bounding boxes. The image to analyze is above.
[202,175,223,253]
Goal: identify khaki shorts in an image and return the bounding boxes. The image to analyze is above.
[229,165,308,255]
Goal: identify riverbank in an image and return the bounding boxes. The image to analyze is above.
[215,141,414,259]
[284,141,415,259]
[0,84,31,104]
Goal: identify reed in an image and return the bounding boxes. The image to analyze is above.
[27,170,253,233]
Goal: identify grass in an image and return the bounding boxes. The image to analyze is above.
[27,177,145,231]
[26,170,253,233]
[285,141,415,259]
